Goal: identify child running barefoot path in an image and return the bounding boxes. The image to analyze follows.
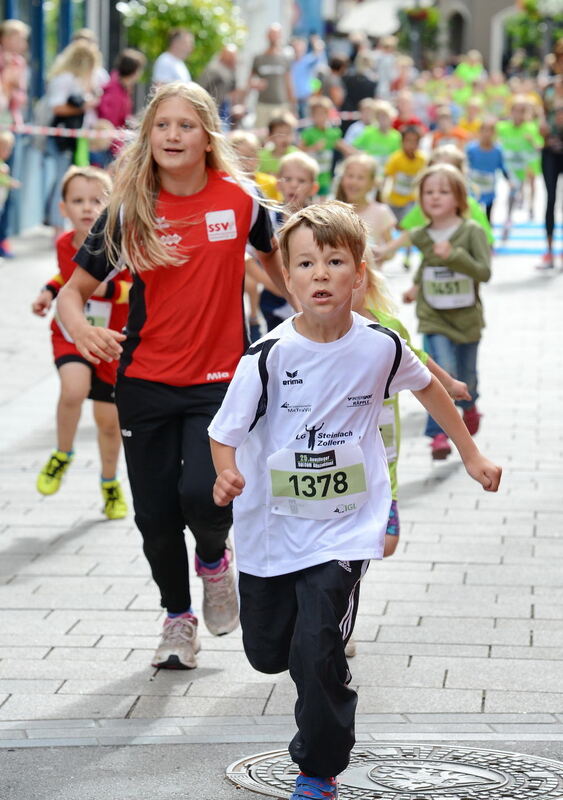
[57,82,287,670]
[209,201,501,800]
[31,166,129,519]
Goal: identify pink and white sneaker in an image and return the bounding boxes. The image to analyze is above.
[195,547,239,636]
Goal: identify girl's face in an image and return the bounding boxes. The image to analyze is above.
[341,163,373,204]
[278,163,317,208]
[150,97,210,177]
[421,174,459,222]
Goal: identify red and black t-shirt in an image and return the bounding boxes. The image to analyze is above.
[74,169,274,387]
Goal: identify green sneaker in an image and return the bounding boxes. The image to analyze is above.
[36,450,73,495]
[101,479,128,519]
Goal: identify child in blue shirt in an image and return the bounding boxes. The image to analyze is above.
[467,118,510,222]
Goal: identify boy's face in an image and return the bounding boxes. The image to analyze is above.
[479,123,495,146]
[283,225,364,320]
[437,113,453,132]
[376,111,391,130]
[59,176,108,237]
[270,123,294,151]
[511,103,527,125]
[360,106,376,125]
[402,132,419,157]
[278,164,318,208]
[311,106,329,128]
[0,139,13,162]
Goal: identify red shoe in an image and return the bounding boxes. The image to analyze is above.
[431,433,451,460]
[536,253,554,271]
[463,405,481,436]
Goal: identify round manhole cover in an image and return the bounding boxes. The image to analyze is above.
[226,744,563,799]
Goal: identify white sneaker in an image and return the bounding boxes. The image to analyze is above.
[345,637,357,658]
[195,547,239,636]
[152,614,200,669]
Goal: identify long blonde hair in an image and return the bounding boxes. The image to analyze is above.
[362,261,397,316]
[48,40,100,84]
[104,82,254,272]
[335,154,378,204]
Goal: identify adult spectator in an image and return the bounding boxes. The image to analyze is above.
[152,28,194,86]
[71,28,110,87]
[0,19,29,257]
[249,23,295,130]
[97,48,146,164]
[44,40,102,238]
[290,35,326,119]
[373,36,399,100]
[539,52,563,270]
[197,44,239,123]
[340,59,377,135]
[319,54,347,110]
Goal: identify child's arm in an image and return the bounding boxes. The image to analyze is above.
[245,254,282,296]
[432,225,491,282]
[210,439,246,506]
[373,230,411,263]
[254,239,292,299]
[57,267,126,364]
[413,376,501,491]
[426,357,471,401]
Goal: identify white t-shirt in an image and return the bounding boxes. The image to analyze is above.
[208,313,431,577]
[152,51,191,85]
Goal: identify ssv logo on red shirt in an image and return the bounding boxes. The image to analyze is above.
[206,209,237,241]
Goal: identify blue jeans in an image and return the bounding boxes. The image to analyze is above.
[423,333,479,438]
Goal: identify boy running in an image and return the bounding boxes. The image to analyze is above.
[208,201,501,800]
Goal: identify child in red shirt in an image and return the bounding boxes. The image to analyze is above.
[31,166,130,518]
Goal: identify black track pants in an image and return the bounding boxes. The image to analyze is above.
[239,559,368,776]
[115,376,232,613]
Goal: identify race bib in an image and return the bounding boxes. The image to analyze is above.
[504,151,527,174]
[470,169,495,196]
[84,299,112,329]
[56,298,112,343]
[315,147,333,174]
[378,403,397,463]
[267,442,368,520]
[422,266,476,310]
[393,171,415,197]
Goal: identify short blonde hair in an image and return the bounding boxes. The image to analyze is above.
[278,201,367,270]
[308,95,333,112]
[278,151,319,181]
[0,20,30,40]
[429,143,467,175]
[0,130,15,150]
[374,100,396,120]
[229,130,260,152]
[61,165,113,202]
[358,97,378,112]
[335,154,378,202]
[418,164,468,216]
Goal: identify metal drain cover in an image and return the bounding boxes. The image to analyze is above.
[226,743,563,799]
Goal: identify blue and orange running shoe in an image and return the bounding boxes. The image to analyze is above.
[290,773,338,799]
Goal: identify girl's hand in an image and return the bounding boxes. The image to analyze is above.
[433,240,452,259]
[464,454,502,492]
[73,323,126,365]
[31,290,53,316]
[447,379,472,401]
[402,285,418,303]
[213,469,245,506]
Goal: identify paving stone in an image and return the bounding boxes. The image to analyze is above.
[186,681,274,699]
[485,692,563,713]
[0,680,63,694]
[131,695,267,718]
[0,694,137,720]
[45,647,132,662]
[356,687,483,714]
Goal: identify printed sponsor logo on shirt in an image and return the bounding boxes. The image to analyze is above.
[159,232,182,246]
[346,393,373,407]
[155,216,171,229]
[282,369,303,386]
[280,401,311,413]
[205,209,237,241]
[338,560,352,572]
[296,421,353,450]
[121,429,132,437]
[294,450,337,470]
[334,503,357,514]
[206,371,230,381]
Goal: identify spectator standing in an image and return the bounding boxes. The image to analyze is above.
[539,66,563,270]
[97,48,146,164]
[152,28,194,86]
[250,23,295,131]
[373,36,399,99]
[290,35,326,119]
[198,44,239,124]
[44,40,102,238]
[0,19,29,258]
[319,54,347,110]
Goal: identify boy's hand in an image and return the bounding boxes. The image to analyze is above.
[464,454,502,492]
[433,240,452,259]
[31,290,53,316]
[402,285,418,303]
[447,379,471,401]
[213,469,245,506]
[73,323,126,365]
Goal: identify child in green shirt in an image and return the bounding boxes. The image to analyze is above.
[300,96,344,196]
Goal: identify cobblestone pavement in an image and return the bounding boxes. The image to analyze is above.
[0,202,562,754]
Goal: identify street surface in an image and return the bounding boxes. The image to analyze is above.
[0,188,562,798]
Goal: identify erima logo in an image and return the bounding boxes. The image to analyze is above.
[283,369,303,386]
[334,503,357,514]
[159,233,182,246]
[207,371,230,381]
[121,429,132,437]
